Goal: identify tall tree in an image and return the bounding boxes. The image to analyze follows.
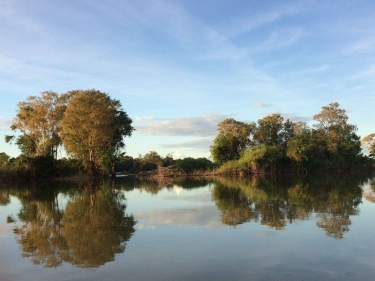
[60,90,134,175]
[313,102,361,159]
[210,118,255,163]
[6,91,69,159]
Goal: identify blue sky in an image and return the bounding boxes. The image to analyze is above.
[1,0,375,159]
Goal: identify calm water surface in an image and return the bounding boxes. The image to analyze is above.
[1,174,375,281]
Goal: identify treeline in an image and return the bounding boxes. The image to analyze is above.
[2,91,375,181]
[211,102,375,175]
[114,151,217,174]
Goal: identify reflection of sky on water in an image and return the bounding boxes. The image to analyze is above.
[0,197,23,238]
[362,182,375,203]
[136,206,222,229]
[125,184,213,214]
[127,185,222,229]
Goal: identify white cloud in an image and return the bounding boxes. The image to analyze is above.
[134,113,228,137]
[172,150,185,160]
[135,116,154,122]
[0,116,12,130]
[260,112,311,123]
[160,138,213,151]
[281,114,312,123]
[254,103,272,108]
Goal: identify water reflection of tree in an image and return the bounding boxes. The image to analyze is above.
[212,174,365,238]
[63,182,136,267]
[363,180,375,203]
[13,181,136,268]
[212,184,257,226]
[212,177,309,230]
[314,182,362,239]
[115,177,214,195]
[13,183,71,267]
[0,189,11,205]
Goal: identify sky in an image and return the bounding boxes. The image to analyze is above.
[1,0,375,159]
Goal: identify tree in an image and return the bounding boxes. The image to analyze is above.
[313,102,361,160]
[362,133,375,157]
[60,90,134,175]
[286,128,312,163]
[211,118,255,163]
[253,114,295,146]
[0,152,10,167]
[6,91,69,159]
[142,151,163,169]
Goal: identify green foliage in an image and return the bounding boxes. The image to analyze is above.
[29,156,55,178]
[8,91,69,159]
[286,128,313,164]
[4,89,134,178]
[218,145,288,175]
[55,158,81,177]
[362,133,375,158]
[211,118,255,163]
[212,102,368,174]
[253,114,295,146]
[312,102,361,160]
[244,145,286,172]
[61,90,134,176]
[174,157,216,173]
[0,155,62,181]
[0,152,10,167]
[141,151,163,168]
[113,152,176,174]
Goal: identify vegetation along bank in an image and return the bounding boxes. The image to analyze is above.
[1,90,375,181]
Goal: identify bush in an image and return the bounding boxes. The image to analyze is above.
[174,157,217,173]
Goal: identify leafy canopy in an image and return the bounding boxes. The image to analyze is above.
[60,90,134,175]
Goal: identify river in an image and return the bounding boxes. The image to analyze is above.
[1,174,374,281]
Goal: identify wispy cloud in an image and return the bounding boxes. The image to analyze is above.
[0,116,12,130]
[0,56,84,82]
[297,65,331,74]
[134,113,228,137]
[254,103,272,108]
[251,27,306,53]
[88,1,251,61]
[0,1,43,33]
[260,111,311,123]
[224,6,299,38]
[344,39,375,55]
[349,65,375,81]
[281,113,312,123]
[160,138,214,151]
